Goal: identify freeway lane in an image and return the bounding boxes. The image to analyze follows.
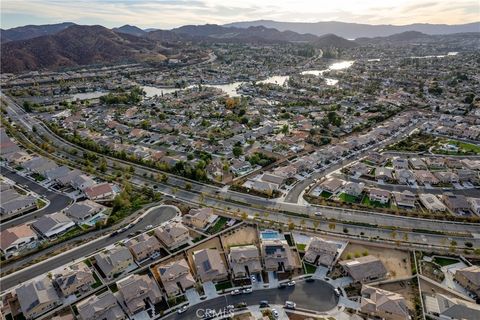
[164,279,338,320]
[0,205,178,292]
[4,95,479,235]
[0,166,72,230]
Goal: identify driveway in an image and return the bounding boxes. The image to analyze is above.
[163,279,338,320]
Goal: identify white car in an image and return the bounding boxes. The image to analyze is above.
[287,280,296,286]
[271,309,279,318]
[242,288,252,294]
[177,305,188,314]
[230,289,241,296]
[285,301,296,309]
[145,224,153,230]
[250,275,256,283]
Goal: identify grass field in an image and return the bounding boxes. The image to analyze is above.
[362,196,390,208]
[338,193,359,203]
[433,256,459,267]
[207,217,228,234]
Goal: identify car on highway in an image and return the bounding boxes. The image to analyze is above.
[230,289,241,296]
[242,288,252,294]
[177,305,188,314]
[271,309,279,318]
[284,301,296,309]
[287,280,296,286]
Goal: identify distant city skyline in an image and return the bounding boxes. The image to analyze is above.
[1,0,479,29]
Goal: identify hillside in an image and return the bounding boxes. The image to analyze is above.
[225,20,480,39]
[0,22,75,43]
[1,25,168,73]
[112,24,147,37]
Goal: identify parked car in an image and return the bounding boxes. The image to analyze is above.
[284,301,296,309]
[230,289,241,296]
[242,288,252,294]
[278,283,286,289]
[251,274,256,283]
[177,305,188,314]
[259,301,269,308]
[287,280,296,286]
[271,309,279,318]
[235,302,247,309]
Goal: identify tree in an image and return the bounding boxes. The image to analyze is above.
[185,183,192,191]
[232,146,243,158]
[241,212,248,220]
[281,124,289,135]
[288,222,295,231]
[313,220,320,231]
[328,222,336,230]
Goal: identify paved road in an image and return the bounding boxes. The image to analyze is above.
[333,172,480,197]
[0,205,178,291]
[164,279,338,320]
[0,166,72,230]
[284,122,421,204]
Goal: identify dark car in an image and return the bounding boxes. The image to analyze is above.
[278,283,286,289]
[305,278,315,283]
[259,301,269,308]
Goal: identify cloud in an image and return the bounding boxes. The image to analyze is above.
[1,0,478,29]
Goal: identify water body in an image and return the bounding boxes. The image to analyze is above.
[71,60,355,99]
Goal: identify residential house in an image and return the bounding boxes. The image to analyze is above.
[126,234,162,261]
[154,221,190,249]
[423,293,480,320]
[320,178,344,194]
[157,259,195,297]
[375,167,394,182]
[183,207,218,230]
[84,183,115,200]
[77,291,126,320]
[0,191,38,217]
[392,158,409,170]
[71,174,96,191]
[414,170,439,185]
[343,182,365,197]
[193,248,228,283]
[348,162,370,177]
[393,190,416,209]
[94,246,134,280]
[303,237,338,267]
[117,274,162,315]
[0,224,37,256]
[441,193,470,213]
[339,255,388,283]
[409,158,427,170]
[229,245,262,278]
[457,169,479,183]
[260,173,286,188]
[425,157,446,169]
[454,265,480,296]
[32,212,75,238]
[365,152,385,165]
[16,276,60,320]
[395,169,415,185]
[434,171,459,184]
[53,262,96,296]
[261,238,299,272]
[361,285,409,320]
[419,194,447,212]
[369,189,390,204]
[64,200,105,224]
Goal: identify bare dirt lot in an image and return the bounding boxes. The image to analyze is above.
[220,224,259,252]
[340,243,412,279]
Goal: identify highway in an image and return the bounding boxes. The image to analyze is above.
[163,279,338,320]
[0,205,178,291]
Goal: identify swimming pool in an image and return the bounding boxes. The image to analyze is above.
[260,230,280,240]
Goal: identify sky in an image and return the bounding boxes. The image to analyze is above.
[1,0,479,29]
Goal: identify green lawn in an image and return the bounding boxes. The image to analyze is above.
[303,263,317,274]
[451,140,480,154]
[207,217,228,234]
[91,272,103,289]
[320,191,332,199]
[36,199,47,209]
[215,281,233,291]
[362,196,390,208]
[433,257,459,267]
[338,193,358,203]
[296,244,306,251]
